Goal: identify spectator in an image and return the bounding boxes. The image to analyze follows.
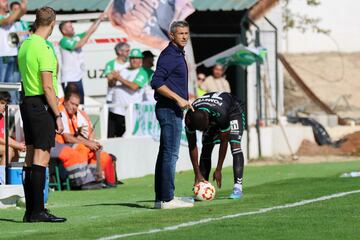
[54,89,116,188]
[142,50,155,102]
[10,1,29,43]
[0,0,27,104]
[104,42,130,103]
[0,91,26,165]
[201,64,231,93]
[142,50,155,78]
[59,13,104,104]
[107,48,149,138]
[196,72,206,97]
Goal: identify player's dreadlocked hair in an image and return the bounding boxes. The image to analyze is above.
[185,110,209,131]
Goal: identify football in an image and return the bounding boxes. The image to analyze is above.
[193,181,216,201]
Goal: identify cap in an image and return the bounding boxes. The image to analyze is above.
[129,48,143,58]
[142,50,156,58]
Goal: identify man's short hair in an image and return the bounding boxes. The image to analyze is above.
[0,92,11,104]
[114,42,130,56]
[10,1,20,10]
[169,20,189,33]
[35,7,56,28]
[59,21,71,34]
[185,110,209,131]
[142,50,155,59]
[64,83,81,101]
[214,64,224,70]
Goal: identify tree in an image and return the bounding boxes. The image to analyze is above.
[282,0,330,34]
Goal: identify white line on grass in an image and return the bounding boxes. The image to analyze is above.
[98,189,360,240]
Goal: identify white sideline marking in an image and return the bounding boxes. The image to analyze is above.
[98,189,360,240]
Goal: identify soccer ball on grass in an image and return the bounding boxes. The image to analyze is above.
[193,181,216,201]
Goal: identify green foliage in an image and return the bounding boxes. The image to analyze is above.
[282,0,330,34]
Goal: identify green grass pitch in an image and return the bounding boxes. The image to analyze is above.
[1,160,360,240]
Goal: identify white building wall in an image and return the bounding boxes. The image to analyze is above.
[100,137,237,180]
[284,0,360,53]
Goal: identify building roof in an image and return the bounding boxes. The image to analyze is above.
[9,0,258,13]
[193,0,257,11]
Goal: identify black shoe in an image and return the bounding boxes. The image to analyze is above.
[22,211,31,223]
[29,210,67,223]
[44,208,63,219]
[81,182,103,190]
[103,183,117,188]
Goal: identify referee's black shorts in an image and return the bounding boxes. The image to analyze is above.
[20,95,56,149]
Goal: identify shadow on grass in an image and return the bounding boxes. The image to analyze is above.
[82,202,153,209]
[137,200,155,203]
[0,218,22,223]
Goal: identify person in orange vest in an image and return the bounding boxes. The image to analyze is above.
[54,89,116,187]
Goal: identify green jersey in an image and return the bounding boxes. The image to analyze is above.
[18,34,58,96]
[46,40,57,57]
[59,32,86,83]
[104,59,128,77]
[143,67,154,82]
[59,32,86,51]
[133,67,150,88]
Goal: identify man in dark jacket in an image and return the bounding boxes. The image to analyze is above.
[151,20,194,209]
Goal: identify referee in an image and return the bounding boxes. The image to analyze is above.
[18,7,66,222]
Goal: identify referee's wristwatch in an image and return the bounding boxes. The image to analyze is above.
[55,113,62,119]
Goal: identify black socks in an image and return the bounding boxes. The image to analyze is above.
[22,166,32,214]
[233,152,244,185]
[31,164,46,214]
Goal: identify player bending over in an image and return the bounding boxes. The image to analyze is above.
[185,92,246,199]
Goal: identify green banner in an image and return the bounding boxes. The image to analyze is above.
[131,102,189,145]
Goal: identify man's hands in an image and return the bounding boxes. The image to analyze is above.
[177,97,194,111]
[112,71,121,80]
[194,170,221,188]
[194,173,205,185]
[17,142,26,152]
[89,12,106,34]
[86,140,102,152]
[98,12,106,21]
[55,117,64,134]
[155,85,194,111]
[213,169,222,188]
[11,141,26,152]
[107,71,123,87]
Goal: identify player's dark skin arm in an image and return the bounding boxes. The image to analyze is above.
[213,130,230,188]
[186,131,205,184]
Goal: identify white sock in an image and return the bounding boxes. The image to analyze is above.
[234,183,242,192]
